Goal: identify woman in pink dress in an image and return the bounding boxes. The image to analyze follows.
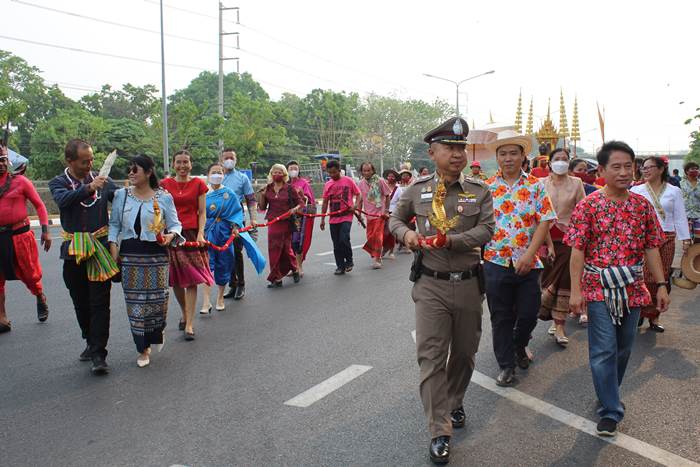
[287,161,315,277]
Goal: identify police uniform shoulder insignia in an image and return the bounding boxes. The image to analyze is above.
[223,192,230,200]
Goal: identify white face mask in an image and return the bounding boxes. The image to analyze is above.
[208,173,224,185]
[551,160,569,175]
[223,159,236,170]
[288,169,299,178]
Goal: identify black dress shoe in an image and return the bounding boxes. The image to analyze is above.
[496,367,515,387]
[267,281,283,288]
[450,406,465,428]
[334,268,345,275]
[233,285,245,300]
[178,320,186,331]
[184,331,195,341]
[649,323,665,332]
[79,345,92,362]
[515,346,530,369]
[91,356,110,375]
[429,436,450,464]
[223,288,237,299]
[292,271,301,283]
[0,321,10,334]
[36,297,49,322]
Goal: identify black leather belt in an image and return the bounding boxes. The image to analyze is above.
[420,265,478,281]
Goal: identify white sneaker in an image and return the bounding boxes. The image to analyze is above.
[387,253,396,260]
[548,323,556,335]
[372,260,382,269]
[579,315,588,326]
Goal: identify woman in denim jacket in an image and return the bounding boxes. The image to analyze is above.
[108,155,183,368]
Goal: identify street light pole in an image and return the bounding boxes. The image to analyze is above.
[159,0,169,176]
[423,70,495,116]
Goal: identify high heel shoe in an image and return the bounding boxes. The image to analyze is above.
[555,335,569,347]
[137,353,150,367]
[200,306,212,315]
[153,334,165,353]
[184,330,195,341]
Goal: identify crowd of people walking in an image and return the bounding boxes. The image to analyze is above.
[0,121,698,464]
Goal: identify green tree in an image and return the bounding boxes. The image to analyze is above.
[81,83,159,123]
[356,94,452,170]
[685,108,700,164]
[28,107,108,179]
[0,50,76,156]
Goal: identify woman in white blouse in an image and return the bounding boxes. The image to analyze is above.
[631,156,691,332]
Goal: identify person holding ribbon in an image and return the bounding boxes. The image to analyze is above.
[631,156,690,332]
[539,148,586,346]
[287,160,315,277]
[358,161,391,269]
[259,164,304,288]
[200,163,265,311]
[567,141,668,437]
[49,139,119,374]
[109,155,183,368]
[0,143,51,335]
[390,117,494,464]
[160,150,214,341]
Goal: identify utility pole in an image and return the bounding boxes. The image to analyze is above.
[159,0,169,175]
[218,3,240,154]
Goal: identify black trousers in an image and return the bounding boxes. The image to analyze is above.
[228,236,245,288]
[330,221,353,269]
[483,261,541,369]
[62,260,112,358]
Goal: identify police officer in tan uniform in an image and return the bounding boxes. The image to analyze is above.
[390,117,494,464]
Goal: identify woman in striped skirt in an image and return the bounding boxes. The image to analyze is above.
[109,155,183,367]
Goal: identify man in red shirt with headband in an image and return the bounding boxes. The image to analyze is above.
[0,144,51,334]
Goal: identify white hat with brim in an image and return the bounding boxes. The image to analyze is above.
[486,130,533,155]
[681,244,700,284]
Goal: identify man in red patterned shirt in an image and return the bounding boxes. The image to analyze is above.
[566,141,669,437]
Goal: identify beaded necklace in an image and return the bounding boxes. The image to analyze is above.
[64,168,101,208]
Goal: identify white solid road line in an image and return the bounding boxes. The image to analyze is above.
[410,331,699,467]
[284,364,372,408]
[316,244,363,256]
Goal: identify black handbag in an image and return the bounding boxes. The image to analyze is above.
[287,185,302,234]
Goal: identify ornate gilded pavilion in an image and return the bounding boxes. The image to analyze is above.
[514,89,581,155]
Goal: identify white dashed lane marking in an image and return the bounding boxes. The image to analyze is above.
[284,365,372,408]
[315,244,363,256]
[410,331,699,467]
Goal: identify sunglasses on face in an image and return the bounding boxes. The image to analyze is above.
[128,166,140,174]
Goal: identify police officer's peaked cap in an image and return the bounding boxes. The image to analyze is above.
[423,117,469,145]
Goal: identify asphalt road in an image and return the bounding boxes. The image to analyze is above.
[1,223,698,467]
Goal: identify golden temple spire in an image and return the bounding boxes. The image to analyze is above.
[558,88,569,139]
[488,110,494,124]
[546,98,551,122]
[514,89,523,134]
[570,96,580,142]
[525,97,534,135]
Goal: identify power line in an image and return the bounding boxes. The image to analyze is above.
[144,0,442,99]
[1,34,302,94]
[13,0,376,94]
[1,34,205,70]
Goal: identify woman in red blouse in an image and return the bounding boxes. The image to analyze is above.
[160,150,214,340]
[258,164,303,288]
